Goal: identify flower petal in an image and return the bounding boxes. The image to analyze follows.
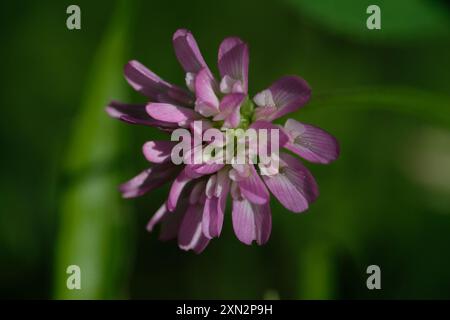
[147,199,187,241]
[284,119,339,164]
[262,153,318,213]
[124,60,192,105]
[202,173,230,239]
[159,207,185,241]
[106,101,178,128]
[218,37,243,60]
[254,76,311,121]
[161,184,197,241]
[250,120,289,149]
[213,93,245,128]
[119,163,178,198]
[146,102,199,127]
[238,164,270,205]
[218,37,249,93]
[232,198,271,245]
[178,203,210,253]
[167,168,192,212]
[173,29,211,76]
[189,180,207,205]
[194,68,220,117]
[202,197,220,239]
[146,203,168,232]
[143,140,176,163]
[185,163,225,178]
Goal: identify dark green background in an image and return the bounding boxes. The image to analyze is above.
[1,0,450,299]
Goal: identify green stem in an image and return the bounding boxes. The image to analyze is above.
[53,0,134,299]
[298,243,334,299]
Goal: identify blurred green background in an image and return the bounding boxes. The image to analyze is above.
[1,0,450,299]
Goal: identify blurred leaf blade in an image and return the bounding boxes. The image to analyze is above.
[299,87,450,128]
[53,0,134,299]
[298,243,334,299]
[287,0,450,43]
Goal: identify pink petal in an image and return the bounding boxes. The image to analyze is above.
[124,60,192,105]
[194,68,220,117]
[190,119,213,135]
[146,203,168,232]
[213,93,246,128]
[173,29,211,76]
[167,168,192,211]
[142,140,176,163]
[189,180,207,205]
[202,175,230,239]
[262,153,318,213]
[159,192,191,241]
[106,101,178,128]
[218,37,244,61]
[249,120,289,152]
[284,119,339,164]
[119,163,178,198]
[238,165,270,205]
[185,163,225,179]
[253,76,311,121]
[159,207,185,241]
[202,197,220,239]
[146,103,199,127]
[218,37,249,93]
[146,200,186,241]
[178,203,210,253]
[232,198,271,245]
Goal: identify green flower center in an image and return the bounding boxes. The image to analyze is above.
[237,96,254,129]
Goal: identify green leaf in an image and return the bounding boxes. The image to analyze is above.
[287,0,450,43]
[53,0,134,299]
[302,87,450,128]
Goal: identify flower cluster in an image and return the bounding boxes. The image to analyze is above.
[106,29,339,253]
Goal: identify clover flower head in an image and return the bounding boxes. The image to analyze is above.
[106,29,339,253]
